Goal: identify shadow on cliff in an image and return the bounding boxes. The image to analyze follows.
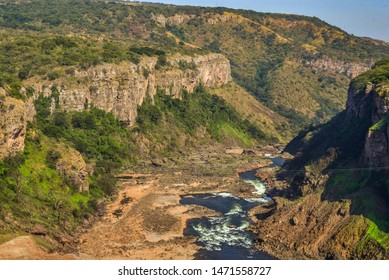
[284,108,389,234]
[321,170,389,233]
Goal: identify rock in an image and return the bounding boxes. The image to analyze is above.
[27,54,232,126]
[151,158,163,167]
[347,82,389,168]
[299,184,314,196]
[225,148,244,155]
[303,56,370,78]
[337,207,348,217]
[27,225,48,236]
[0,96,28,160]
[243,149,256,155]
[58,233,76,245]
[54,144,89,193]
[290,216,299,226]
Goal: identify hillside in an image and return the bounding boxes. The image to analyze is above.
[253,59,389,259]
[0,0,389,135]
[146,4,389,130]
[0,0,285,244]
[0,0,389,259]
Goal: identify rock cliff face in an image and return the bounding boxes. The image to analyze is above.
[347,83,389,167]
[54,144,89,193]
[1,52,231,170]
[27,53,231,125]
[303,57,371,78]
[0,94,28,160]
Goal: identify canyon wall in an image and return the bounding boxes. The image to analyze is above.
[29,53,232,125]
[0,53,232,160]
[303,57,371,78]
[0,90,35,160]
[347,83,389,167]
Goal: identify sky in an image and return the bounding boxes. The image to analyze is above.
[134,0,389,42]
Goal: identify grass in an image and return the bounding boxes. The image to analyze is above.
[365,221,389,250]
[325,171,370,200]
[0,131,98,233]
[218,122,253,147]
[369,116,388,132]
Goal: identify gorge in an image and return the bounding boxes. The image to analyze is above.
[0,0,388,260]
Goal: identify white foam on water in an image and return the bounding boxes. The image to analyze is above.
[211,192,235,198]
[237,221,250,230]
[192,215,253,251]
[226,203,244,216]
[244,197,268,203]
[243,178,267,196]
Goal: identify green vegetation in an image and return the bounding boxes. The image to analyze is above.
[35,97,135,163]
[369,116,389,132]
[351,59,389,94]
[0,132,98,233]
[325,171,371,200]
[0,0,388,131]
[137,85,266,148]
[148,4,389,130]
[364,221,389,250]
[283,58,389,258]
[1,84,264,234]
[0,0,389,256]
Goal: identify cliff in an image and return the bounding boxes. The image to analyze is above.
[0,92,34,160]
[146,7,389,131]
[0,52,231,160]
[254,59,389,259]
[27,53,232,125]
[303,56,371,78]
[347,82,389,167]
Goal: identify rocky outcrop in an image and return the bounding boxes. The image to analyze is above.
[152,13,196,27]
[28,53,232,125]
[303,57,371,78]
[54,144,89,193]
[252,193,351,259]
[253,191,387,259]
[347,82,389,167]
[0,94,28,160]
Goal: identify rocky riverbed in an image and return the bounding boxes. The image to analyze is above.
[0,145,281,260]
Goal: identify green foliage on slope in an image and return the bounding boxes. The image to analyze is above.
[137,85,267,148]
[1,85,264,234]
[350,59,389,95]
[0,132,100,234]
[1,0,389,132]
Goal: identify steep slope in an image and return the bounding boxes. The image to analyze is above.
[254,59,389,259]
[210,82,291,141]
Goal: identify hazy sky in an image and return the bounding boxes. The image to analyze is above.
[135,0,389,42]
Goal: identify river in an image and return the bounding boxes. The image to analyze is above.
[180,157,285,260]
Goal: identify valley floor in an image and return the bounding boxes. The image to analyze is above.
[0,146,275,260]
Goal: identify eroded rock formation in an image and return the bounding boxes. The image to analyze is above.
[0,94,27,160]
[28,53,232,125]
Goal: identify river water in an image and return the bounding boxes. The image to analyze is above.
[180,157,284,260]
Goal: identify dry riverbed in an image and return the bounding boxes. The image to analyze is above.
[0,146,275,260]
